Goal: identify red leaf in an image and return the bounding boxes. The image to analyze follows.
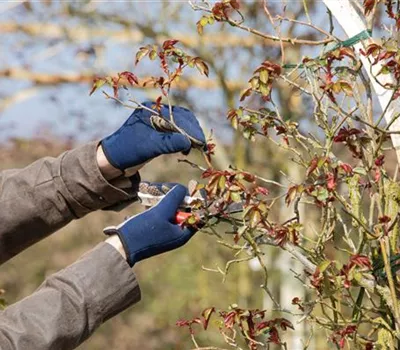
[379,215,391,224]
[326,172,337,191]
[230,0,240,10]
[268,327,281,344]
[201,307,215,330]
[339,163,353,174]
[350,254,372,269]
[339,47,356,62]
[241,171,255,182]
[278,318,294,331]
[111,77,119,98]
[332,325,357,348]
[223,311,236,329]
[261,60,282,76]
[202,168,215,178]
[271,226,290,246]
[119,71,138,85]
[291,297,304,311]
[255,186,269,196]
[361,43,382,57]
[365,342,374,350]
[256,320,270,332]
[374,168,381,182]
[306,157,318,176]
[176,320,191,327]
[206,142,216,155]
[212,2,229,20]
[363,0,376,15]
[310,268,323,289]
[275,125,286,135]
[285,185,297,206]
[375,154,385,167]
[162,39,179,50]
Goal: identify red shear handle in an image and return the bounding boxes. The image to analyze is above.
[175,211,199,225]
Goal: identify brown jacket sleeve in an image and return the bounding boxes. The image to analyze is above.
[0,141,142,349]
[0,242,141,350]
[0,141,138,264]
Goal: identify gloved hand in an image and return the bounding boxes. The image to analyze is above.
[101,101,206,171]
[103,184,197,266]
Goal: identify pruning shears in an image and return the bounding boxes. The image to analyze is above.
[137,189,244,225]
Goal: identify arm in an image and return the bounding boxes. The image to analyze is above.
[0,242,140,350]
[0,142,137,265]
[0,184,194,350]
[0,101,205,264]
[0,102,205,265]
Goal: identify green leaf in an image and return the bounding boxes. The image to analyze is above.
[149,50,157,60]
[200,16,209,26]
[231,116,238,129]
[318,260,331,273]
[353,167,367,176]
[259,69,269,84]
[249,210,261,228]
[259,82,270,96]
[312,187,329,202]
[243,128,255,141]
[187,215,198,225]
[89,78,106,96]
[218,175,226,190]
[353,271,363,283]
[135,47,150,65]
[380,66,391,75]
[249,76,259,89]
[230,191,241,202]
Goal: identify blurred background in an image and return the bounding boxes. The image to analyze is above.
[0,1,392,349]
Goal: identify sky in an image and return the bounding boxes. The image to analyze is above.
[0,1,237,141]
[0,0,379,144]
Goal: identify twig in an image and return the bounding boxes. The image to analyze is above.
[191,3,333,46]
[379,237,400,331]
[275,15,338,41]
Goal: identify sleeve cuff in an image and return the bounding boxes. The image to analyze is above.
[59,141,139,217]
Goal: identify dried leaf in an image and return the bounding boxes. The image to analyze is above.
[240,87,252,101]
[194,58,209,77]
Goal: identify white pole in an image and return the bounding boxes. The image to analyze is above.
[322,0,400,161]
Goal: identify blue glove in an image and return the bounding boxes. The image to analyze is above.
[101,101,206,171]
[104,184,196,266]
